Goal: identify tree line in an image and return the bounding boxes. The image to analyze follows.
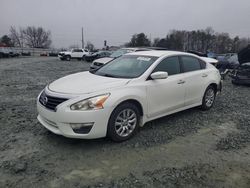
[0,26,52,48]
[1,26,249,53]
[126,27,249,54]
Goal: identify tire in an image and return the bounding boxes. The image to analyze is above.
[82,55,86,61]
[107,102,140,142]
[65,55,71,61]
[201,86,216,111]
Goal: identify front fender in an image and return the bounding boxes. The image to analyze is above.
[104,86,148,123]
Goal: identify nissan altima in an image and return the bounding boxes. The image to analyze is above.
[37,51,222,141]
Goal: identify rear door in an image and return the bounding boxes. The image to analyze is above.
[71,49,83,58]
[146,56,185,118]
[180,56,208,106]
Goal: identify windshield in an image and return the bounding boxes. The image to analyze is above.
[93,55,158,78]
[110,49,134,58]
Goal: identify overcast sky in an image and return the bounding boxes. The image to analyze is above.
[1,0,250,48]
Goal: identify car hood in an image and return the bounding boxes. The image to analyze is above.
[93,57,114,64]
[48,71,130,94]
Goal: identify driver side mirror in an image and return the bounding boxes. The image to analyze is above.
[150,71,168,80]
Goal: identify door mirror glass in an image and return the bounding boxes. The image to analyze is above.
[150,71,168,80]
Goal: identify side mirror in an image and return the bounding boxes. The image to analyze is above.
[150,71,168,80]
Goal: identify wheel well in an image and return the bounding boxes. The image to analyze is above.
[117,99,143,116]
[209,83,217,92]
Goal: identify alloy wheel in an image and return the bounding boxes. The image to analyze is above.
[114,109,137,137]
[205,88,215,107]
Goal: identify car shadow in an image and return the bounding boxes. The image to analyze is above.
[42,106,208,150]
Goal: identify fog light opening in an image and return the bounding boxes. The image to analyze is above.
[70,123,94,134]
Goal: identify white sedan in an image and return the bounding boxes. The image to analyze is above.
[37,51,222,141]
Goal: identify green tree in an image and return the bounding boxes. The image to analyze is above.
[126,33,151,47]
[1,35,13,46]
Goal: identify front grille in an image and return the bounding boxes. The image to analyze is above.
[94,62,103,66]
[39,91,68,111]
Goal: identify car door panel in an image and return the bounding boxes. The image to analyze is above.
[182,70,207,106]
[146,75,185,118]
[145,56,185,119]
[180,56,208,106]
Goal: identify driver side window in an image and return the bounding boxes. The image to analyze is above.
[153,56,181,76]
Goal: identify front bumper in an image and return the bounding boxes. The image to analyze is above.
[37,101,111,139]
[58,54,65,60]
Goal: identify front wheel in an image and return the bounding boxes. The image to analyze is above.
[107,103,140,142]
[201,86,216,111]
[65,55,71,61]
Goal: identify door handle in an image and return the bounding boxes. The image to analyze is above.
[202,74,208,77]
[178,80,185,84]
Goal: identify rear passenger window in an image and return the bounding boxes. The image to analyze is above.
[200,60,206,69]
[153,57,180,75]
[181,56,201,72]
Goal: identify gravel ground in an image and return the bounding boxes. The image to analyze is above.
[0,57,250,188]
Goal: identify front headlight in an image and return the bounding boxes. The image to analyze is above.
[70,93,110,111]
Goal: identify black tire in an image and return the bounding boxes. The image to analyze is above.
[107,102,140,142]
[82,55,86,61]
[65,55,71,61]
[201,86,216,111]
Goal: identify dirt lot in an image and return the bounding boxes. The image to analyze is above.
[0,57,250,188]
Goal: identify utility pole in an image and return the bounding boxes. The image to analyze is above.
[81,27,84,49]
[149,33,152,45]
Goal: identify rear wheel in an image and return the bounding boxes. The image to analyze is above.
[107,102,140,142]
[201,86,216,110]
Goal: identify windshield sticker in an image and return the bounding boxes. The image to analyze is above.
[137,57,151,61]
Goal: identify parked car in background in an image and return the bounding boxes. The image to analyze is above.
[9,50,20,57]
[0,48,10,58]
[216,54,239,72]
[40,52,48,56]
[49,51,59,57]
[231,45,250,85]
[21,51,31,56]
[187,50,207,57]
[187,50,218,66]
[231,63,250,85]
[0,48,20,58]
[85,51,111,62]
[58,48,90,61]
[37,50,221,141]
[90,47,151,70]
[217,53,236,62]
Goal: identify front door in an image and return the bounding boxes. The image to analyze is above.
[146,56,185,118]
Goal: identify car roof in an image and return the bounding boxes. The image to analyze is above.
[126,50,196,57]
